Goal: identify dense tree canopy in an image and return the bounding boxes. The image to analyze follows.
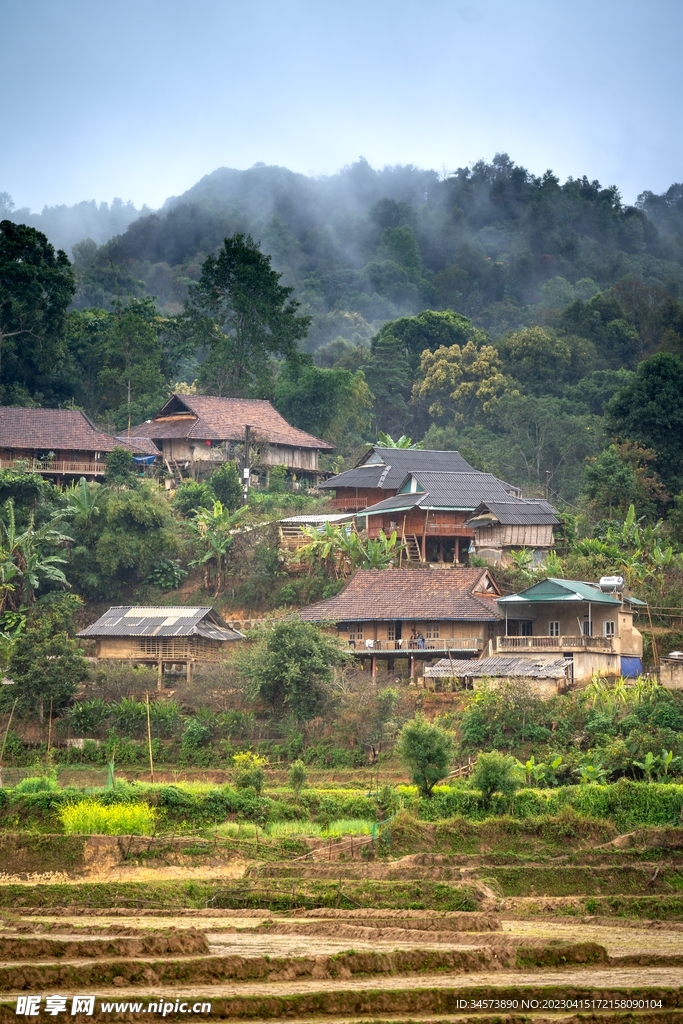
[0,220,75,405]
[185,233,310,397]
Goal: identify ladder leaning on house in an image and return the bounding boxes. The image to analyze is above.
[165,457,188,486]
[404,533,424,562]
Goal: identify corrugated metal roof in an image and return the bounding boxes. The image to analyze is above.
[362,472,518,515]
[499,578,623,607]
[77,606,244,640]
[279,514,354,524]
[318,448,477,490]
[466,499,559,527]
[424,655,572,678]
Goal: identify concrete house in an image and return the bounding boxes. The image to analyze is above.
[299,567,503,678]
[496,578,645,683]
[0,407,158,482]
[128,394,334,484]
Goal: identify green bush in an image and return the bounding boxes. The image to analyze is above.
[14,775,60,794]
[232,752,267,794]
[396,715,454,797]
[471,750,521,809]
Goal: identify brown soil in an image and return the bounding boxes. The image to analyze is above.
[296,909,501,931]
[0,929,208,960]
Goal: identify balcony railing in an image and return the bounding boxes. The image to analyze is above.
[327,497,371,511]
[0,458,106,476]
[349,638,484,653]
[497,635,613,652]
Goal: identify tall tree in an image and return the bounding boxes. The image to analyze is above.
[186,233,310,397]
[97,299,167,429]
[0,220,75,404]
[607,353,683,496]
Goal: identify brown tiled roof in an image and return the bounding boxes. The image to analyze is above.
[0,407,158,456]
[299,568,503,623]
[129,395,334,451]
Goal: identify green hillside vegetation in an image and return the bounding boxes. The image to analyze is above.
[3,157,683,507]
[2,157,683,817]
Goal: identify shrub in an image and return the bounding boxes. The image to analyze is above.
[288,759,307,796]
[14,775,60,794]
[232,751,267,794]
[471,750,521,809]
[173,481,216,517]
[60,800,157,835]
[396,715,454,797]
[210,462,243,510]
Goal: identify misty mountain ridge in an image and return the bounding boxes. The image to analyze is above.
[5,157,683,359]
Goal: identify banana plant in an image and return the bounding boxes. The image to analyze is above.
[0,499,71,611]
[633,750,657,782]
[515,755,547,786]
[576,755,608,785]
[376,433,423,449]
[190,501,248,594]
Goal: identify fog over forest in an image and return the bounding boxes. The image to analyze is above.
[4,154,683,508]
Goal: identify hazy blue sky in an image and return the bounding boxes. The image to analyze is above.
[2,0,682,211]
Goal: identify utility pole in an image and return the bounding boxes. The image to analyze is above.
[242,424,251,503]
[545,469,551,500]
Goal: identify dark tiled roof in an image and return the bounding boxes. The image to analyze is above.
[129,395,334,451]
[362,472,519,514]
[318,447,476,490]
[0,407,157,456]
[299,568,502,623]
[115,434,160,456]
[466,499,559,527]
[78,606,244,640]
[425,655,571,678]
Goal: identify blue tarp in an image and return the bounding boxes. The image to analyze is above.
[132,455,157,464]
[621,656,643,678]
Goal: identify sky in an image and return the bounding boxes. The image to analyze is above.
[2,0,682,212]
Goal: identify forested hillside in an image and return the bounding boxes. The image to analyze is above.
[3,156,683,509]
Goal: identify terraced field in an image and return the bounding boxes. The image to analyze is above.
[0,825,681,1022]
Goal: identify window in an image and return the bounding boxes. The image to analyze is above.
[520,621,532,637]
[426,622,440,639]
[582,620,592,636]
[549,621,560,637]
[387,623,395,642]
[604,620,616,638]
[348,623,363,643]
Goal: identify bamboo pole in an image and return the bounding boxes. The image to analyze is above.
[46,698,53,762]
[0,698,18,770]
[146,692,155,783]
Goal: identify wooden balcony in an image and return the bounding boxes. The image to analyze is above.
[327,497,370,511]
[0,458,106,477]
[497,635,614,653]
[349,638,484,656]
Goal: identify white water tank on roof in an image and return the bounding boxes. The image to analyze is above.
[599,576,624,592]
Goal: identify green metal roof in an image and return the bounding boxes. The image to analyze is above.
[498,578,623,606]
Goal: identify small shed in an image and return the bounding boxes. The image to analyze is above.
[424,654,573,697]
[660,652,683,691]
[78,606,244,687]
[279,513,354,552]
